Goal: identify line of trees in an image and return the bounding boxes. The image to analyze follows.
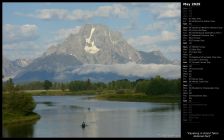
[3,79,54,91]
[3,76,180,95]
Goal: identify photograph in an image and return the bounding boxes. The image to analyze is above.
[2,2,181,138]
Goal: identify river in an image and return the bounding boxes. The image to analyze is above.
[3,96,180,138]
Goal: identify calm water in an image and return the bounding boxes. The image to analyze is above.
[3,96,180,138]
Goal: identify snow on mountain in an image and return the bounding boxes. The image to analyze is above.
[2,57,32,81]
[84,27,100,54]
[13,58,32,67]
[43,24,142,64]
[10,24,179,83]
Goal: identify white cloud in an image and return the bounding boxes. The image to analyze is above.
[161,45,180,60]
[3,26,81,60]
[3,24,38,43]
[118,22,137,35]
[70,9,93,20]
[127,30,177,47]
[161,31,176,40]
[18,4,129,20]
[96,6,113,17]
[128,3,180,19]
[127,29,180,60]
[145,23,164,31]
[72,63,180,79]
[165,46,180,54]
[111,4,129,18]
[56,26,81,40]
[3,42,45,60]
[149,3,180,19]
[44,26,81,49]
[145,19,180,31]
[36,9,68,20]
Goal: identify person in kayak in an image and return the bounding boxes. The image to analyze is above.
[82,121,86,128]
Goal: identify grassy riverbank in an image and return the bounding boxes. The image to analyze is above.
[3,112,40,125]
[95,93,180,103]
[3,93,40,125]
[11,89,180,103]
[22,89,99,96]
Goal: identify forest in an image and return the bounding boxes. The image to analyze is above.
[3,75,180,96]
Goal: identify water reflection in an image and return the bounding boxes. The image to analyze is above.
[36,101,56,106]
[3,96,180,138]
[138,104,178,112]
[3,121,36,138]
[62,105,85,110]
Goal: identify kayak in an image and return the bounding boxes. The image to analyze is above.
[81,124,88,128]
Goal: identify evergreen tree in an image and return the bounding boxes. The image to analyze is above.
[43,80,52,90]
[61,83,65,91]
[5,78,15,93]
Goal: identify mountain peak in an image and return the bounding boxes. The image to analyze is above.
[138,50,172,64]
[82,23,109,29]
[7,24,175,82]
[44,24,141,64]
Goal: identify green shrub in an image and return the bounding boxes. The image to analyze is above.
[116,89,126,94]
[146,76,180,95]
[3,93,36,115]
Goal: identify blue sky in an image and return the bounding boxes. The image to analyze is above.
[3,2,180,61]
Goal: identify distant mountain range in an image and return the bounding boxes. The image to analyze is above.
[3,57,32,79]
[3,24,179,83]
